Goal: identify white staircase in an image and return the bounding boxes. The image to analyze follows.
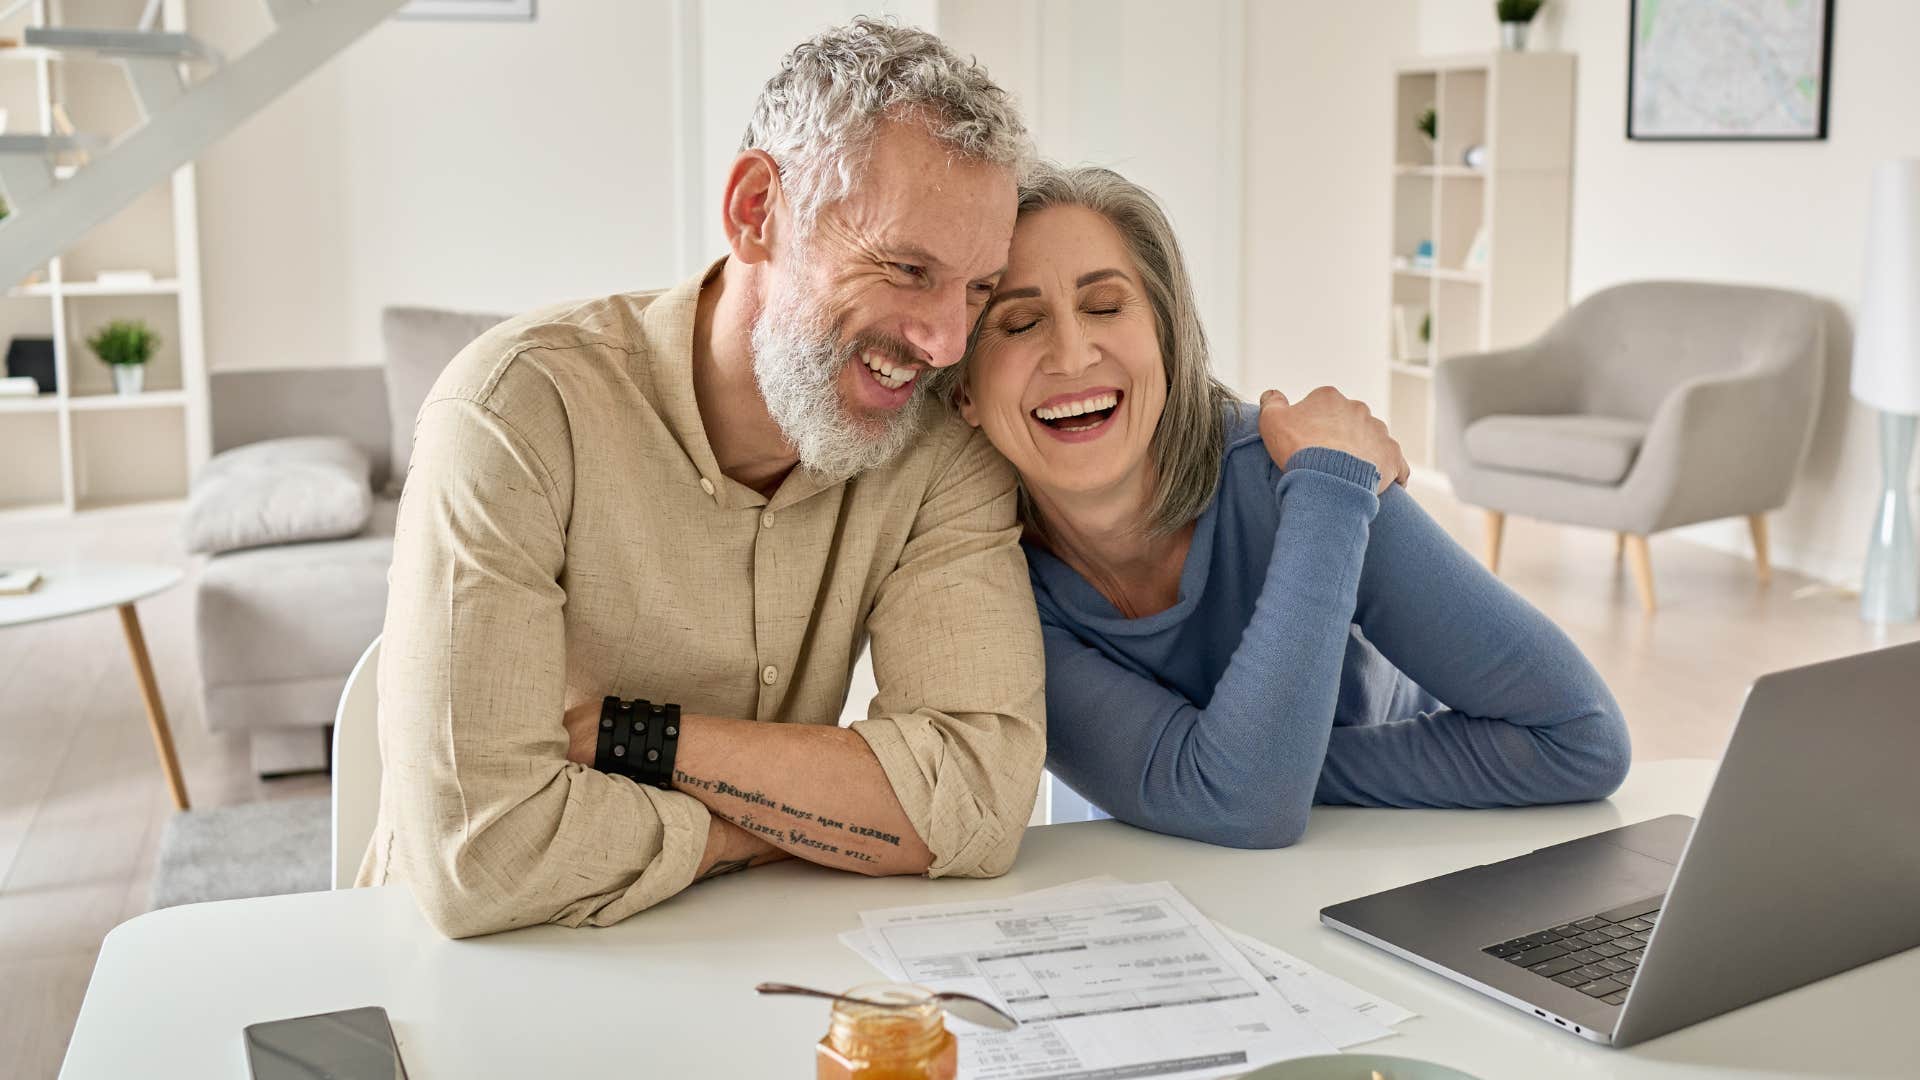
[0,0,408,288]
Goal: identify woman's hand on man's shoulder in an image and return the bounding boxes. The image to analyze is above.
[1256,386,1410,495]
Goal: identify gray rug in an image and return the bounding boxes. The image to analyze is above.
[148,795,332,910]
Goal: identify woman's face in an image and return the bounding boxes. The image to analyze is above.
[960,205,1167,504]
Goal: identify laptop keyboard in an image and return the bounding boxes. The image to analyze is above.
[1481,896,1663,1007]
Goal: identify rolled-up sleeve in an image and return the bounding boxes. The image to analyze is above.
[851,428,1047,879]
[376,385,711,939]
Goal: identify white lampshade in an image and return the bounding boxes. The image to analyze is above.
[1853,159,1920,416]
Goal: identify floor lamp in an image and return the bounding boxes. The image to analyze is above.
[1854,159,1920,624]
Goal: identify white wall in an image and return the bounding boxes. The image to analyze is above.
[195,1,1257,389]
[192,1,683,373]
[1419,0,1920,585]
[1239,1,1416,407]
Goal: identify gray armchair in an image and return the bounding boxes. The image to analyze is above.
[1435,281,1825,613]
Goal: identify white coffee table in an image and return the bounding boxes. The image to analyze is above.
[56,760,1920,1078]
[1,560,191,809]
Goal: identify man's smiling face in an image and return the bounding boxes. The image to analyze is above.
[750,116,1017,478]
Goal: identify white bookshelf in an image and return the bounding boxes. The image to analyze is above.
[0,0,207,515]
[1385,51,1574,469]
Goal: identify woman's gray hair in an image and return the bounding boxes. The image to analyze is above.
[741,18,1032,229]
[930,164,1238,537]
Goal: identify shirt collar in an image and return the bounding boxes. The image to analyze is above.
[638,256,844,512]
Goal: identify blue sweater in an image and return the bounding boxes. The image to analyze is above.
[1028,404,1631,848]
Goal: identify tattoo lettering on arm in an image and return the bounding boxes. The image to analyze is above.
[673,768,909,868]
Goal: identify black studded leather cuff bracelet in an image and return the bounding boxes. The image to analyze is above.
[594,696,681,789]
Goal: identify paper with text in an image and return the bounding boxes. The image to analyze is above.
[857,881,1337,1079]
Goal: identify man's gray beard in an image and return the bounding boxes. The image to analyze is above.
[749,286,930,481]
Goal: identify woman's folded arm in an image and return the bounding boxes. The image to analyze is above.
[1042,454,1382,847]
[1315,487,1631,809]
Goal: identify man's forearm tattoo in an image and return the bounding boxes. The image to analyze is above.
[673,767,905,861]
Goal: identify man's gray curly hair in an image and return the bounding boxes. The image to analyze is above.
[741,17,1032,229]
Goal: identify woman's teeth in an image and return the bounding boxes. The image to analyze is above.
[1033,392,1119,422]
[862,351,916,391]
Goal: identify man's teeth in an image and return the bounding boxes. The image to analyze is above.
[862,351,917,390]
[1033,392,1119,421]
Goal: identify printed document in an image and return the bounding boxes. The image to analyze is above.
[856,881,1338,1079]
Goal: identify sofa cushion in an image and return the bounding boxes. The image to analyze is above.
[184,436,372,555]
[195,497,397,709]
[1464,414,1649,486]
[382,307,508,494]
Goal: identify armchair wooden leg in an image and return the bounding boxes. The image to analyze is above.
[1484,510,1506,574]
[1747,514,1772,585]
[1624,535,1657,614]
[1615,531,1627,562]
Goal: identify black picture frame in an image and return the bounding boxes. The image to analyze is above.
[1627,0,1835,142]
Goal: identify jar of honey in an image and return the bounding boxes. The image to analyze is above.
[815,983,958,1080]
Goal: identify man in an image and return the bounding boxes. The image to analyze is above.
[359,19,1045,938]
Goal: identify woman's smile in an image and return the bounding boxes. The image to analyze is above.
[1030,387,1125,442]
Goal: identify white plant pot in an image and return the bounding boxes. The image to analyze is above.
[1501,21,1531,50]
[111,365,145,395]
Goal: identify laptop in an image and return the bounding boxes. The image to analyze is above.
[1319,640,1920,1047]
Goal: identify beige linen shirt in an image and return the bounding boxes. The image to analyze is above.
[357,263,1046,938]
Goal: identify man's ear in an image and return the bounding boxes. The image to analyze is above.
[721,150,785,265]
[956,382,981,428]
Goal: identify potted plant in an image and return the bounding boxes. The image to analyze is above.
[1416,106,1437,151]
[86,319,160,396]
[1497,0,1546,51]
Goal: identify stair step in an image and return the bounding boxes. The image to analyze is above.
[22,27,221,63]
[0,133,108,154]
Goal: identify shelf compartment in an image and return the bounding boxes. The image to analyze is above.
[1394,70,1439,168]
[1436,67,1488,170]
[1387,368,1435,470]
[0,409,65,509]
[61,292,181,398]
[69,405,188,508]
[1435,174,1487,275]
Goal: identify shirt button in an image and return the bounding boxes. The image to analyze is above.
[761,512,775,529]
[699,477,715,497]
[761,665,778,685]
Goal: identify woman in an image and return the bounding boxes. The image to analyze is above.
[930,165,1630,848]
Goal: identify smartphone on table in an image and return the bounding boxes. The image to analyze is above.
[243,1005,409,1079]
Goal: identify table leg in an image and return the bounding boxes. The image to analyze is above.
[118,603,191,811]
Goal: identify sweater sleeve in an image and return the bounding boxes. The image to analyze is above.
[1040,448,1382,849]
[1313,486,1631,809]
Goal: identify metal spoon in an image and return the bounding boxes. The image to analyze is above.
[755,981,1020,1032]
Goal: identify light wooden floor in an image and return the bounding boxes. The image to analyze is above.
[0,503,327,1079]
[2,493,1914,1077]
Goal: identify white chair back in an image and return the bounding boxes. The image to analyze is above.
[331,636,383,889]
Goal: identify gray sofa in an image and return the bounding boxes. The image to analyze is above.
[195,307,505,776]
[1434,281,1826,613]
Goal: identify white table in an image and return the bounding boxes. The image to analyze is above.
[59,761,1920,1078]
[1,560,190,809]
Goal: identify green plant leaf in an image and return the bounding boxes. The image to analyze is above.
[85,319,161,366]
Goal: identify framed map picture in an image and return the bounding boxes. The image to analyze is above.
[1628,0,1833,140]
